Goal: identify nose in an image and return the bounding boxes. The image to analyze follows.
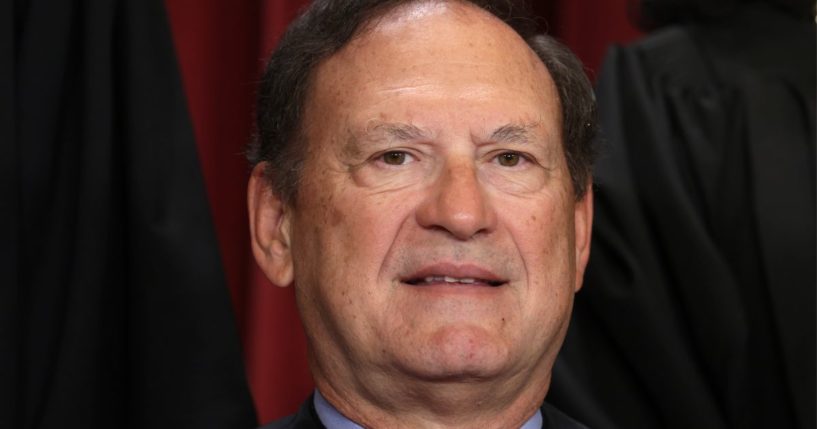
[415,159,497,240]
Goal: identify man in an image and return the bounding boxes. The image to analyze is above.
[247,0,597,427]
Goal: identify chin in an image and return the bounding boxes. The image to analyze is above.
[396,324,512,381]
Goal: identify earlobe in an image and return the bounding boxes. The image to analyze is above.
[573,184,594,292]
[248,163,295,287]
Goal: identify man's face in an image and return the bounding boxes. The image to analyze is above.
[254,2,592,392]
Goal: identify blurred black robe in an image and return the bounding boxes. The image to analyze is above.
[1,0,257,427]
[550,4,815,429]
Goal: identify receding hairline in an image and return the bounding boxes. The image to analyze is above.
[354,0,515,39]
[252,0,596,203]
[348,0,546,68]
[301,0,563,143]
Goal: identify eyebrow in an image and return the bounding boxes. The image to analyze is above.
[342,122,430,160]
[489,123,539,144]
[345,121,541,157]
[366,122,431,142]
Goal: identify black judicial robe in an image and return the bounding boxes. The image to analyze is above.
[549,4,815,429]
[1,0,256,427]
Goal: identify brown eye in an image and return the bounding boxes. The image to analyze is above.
[497,152,521,167]
[382,151,408,165]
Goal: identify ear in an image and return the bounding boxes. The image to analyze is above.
[572,183,593,292]
[248,163,294,287]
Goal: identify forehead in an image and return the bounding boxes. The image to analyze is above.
[305,1,560,140]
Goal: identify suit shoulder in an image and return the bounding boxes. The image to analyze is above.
[257,396,324,429]
[541,402,591,429]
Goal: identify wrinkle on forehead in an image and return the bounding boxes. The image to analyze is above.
[304,0,563,162]
[322,3,551,96]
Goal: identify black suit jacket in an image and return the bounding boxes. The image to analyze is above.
[259,395,589,429]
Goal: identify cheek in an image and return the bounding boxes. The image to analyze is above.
[292,180,425,356]
[332,192,414,265]
[507,192,571,243]
[292,175,418,297]
[503,196,576,353]
[501,191,577,291]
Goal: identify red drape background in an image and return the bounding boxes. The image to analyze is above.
[163,0,641,423]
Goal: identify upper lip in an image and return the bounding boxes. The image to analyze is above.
[399,263,508,286]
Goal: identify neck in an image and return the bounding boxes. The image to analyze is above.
[311,362,551,429]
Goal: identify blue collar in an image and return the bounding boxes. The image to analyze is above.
[314,389,543,429]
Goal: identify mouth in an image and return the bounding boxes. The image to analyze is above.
[400,264,508,287]
[403,276,505,287]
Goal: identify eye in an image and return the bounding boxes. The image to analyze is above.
[496,152,522,167]
[380,151,412,165]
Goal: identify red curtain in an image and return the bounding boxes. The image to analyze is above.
[164,0,640,423]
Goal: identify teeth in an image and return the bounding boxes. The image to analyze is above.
[421,276,479,284]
